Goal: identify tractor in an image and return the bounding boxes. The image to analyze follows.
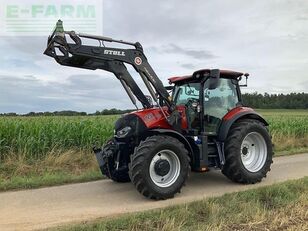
[44,20,273,200]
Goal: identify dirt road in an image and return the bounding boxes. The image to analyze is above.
[1,153,308,231]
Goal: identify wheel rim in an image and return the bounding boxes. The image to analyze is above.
[149,149,181,188]
[240,132,267,172]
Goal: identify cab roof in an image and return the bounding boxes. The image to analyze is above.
[168,69,248,84]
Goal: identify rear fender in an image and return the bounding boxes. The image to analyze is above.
[218,107,268,141]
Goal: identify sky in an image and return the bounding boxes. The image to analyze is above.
[0,0,307,113]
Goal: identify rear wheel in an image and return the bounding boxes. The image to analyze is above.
[130,135,190,200]
[222,119,273,184]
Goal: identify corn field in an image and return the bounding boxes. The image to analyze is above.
[0,110,307,160]
[258,110,308,152]
[0,115,118,160]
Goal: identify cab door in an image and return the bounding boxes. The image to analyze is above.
[203,78,239,134]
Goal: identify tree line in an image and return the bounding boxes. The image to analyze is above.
[0,92,307,116]
[242,92,308,109]
[0,109,134,117]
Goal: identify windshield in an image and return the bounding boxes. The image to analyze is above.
[173,82,200,105]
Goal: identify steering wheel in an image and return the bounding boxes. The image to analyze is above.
[185,98,199,111]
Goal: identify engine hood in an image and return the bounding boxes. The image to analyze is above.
[130,106,188,130]
[114,113,147,139]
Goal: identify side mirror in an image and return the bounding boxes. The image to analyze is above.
[192,69,220,90]
[208,69,220,90]
[239,73,249,87]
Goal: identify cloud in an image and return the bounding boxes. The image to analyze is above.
[180,63,195,69]
[0,57,42,71]
[297,16,308,21]
[163,44,217,60]
[0,74,133,113]
[0,0,307,113]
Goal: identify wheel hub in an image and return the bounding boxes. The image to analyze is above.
[154,159,170,176]
[149,150,181,188]
[242,146,249,155]
[240,132,267,172]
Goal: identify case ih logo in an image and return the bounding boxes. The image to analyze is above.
[134,57,142,65]
[104,50,125,56]
[144,113,154,122]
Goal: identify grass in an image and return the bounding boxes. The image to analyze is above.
[52,177,308,231]
[0,115,118,160]
[256,109,308,154]
[0,109,307,191]
[0,115,116,191]
[0,170,101,191]
[0,150,102,191]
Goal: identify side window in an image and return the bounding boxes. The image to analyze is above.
[173,83,200,129]
[204,78,238,133]
[204,78,238,118]
[174,83,200,105]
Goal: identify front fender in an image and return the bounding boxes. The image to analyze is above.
[218,107,268,141]
[148,129,195,163]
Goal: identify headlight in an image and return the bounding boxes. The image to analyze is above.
[116,126,132,138]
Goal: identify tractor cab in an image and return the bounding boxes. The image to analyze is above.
[169,69,244,135]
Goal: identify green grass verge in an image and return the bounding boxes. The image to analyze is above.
[1,150,306,192]
[53,177,308,231]
[0,170,102,192]
[0,150,104,192]
[275,147,308,156]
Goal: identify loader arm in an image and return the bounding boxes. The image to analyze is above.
[44,20,173,111]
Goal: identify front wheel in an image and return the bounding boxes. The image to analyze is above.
[129,135,190,200]
[222,119,273,184]
[98,139,130,183]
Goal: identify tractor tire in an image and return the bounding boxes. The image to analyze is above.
[102,161,130,183]
[129,135,190,200]
[101,139,130,183]
[222,119,273,184]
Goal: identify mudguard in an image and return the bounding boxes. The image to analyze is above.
[217,107,268,141]
[148,129,195,163]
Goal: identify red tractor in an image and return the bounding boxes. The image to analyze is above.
[45,20,273,200]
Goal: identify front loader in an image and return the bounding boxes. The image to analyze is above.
[44,20,273,200]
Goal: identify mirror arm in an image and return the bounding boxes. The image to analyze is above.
[239,74,249,87]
